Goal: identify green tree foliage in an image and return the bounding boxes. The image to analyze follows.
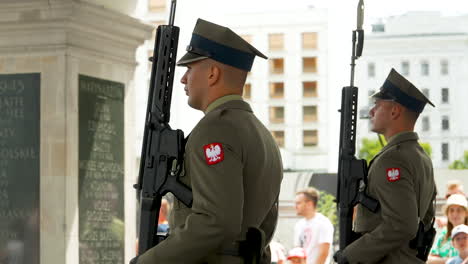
[358,136,386,163]
[449,151,468,169]
[358,135,432,164]
[317,190,337,226]
[420,142,432,158]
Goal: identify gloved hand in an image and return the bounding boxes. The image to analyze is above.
[333,250,349,264]
[129,255,139,264]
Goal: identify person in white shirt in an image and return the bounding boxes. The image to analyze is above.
[294,187,334,264]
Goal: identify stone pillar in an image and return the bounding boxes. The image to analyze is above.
[0,0,152,263]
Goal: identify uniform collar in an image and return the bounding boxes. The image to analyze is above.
[205,94,244,114]
[381,131,419,153]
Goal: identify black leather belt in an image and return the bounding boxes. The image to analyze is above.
[218,242,244,257]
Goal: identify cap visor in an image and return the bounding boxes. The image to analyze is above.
[176,52,208,66]
[370,90,384,98]
[370,89,395,100]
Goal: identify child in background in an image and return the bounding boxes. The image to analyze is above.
[447,224,468,264]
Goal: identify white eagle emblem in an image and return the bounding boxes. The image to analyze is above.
[387,168,400,182]
[205,144,222,162]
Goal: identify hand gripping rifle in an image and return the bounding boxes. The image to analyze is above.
[133,0,192,257]
[336,0,379,250]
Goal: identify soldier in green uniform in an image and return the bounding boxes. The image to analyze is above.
[135,19,283,264]
[335,69,437,263]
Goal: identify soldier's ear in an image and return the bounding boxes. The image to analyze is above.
[390,103,403,120]
[208,64,221,86]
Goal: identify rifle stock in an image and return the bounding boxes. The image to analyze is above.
[134,0,193,257]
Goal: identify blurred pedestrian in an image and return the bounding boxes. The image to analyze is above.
[446,224,468,264]
[429,194,468,264]
[294,187,333,264]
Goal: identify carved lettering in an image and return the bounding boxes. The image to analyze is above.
[0,73,40,263]
[0,147,37,160]
[0,79,25,95]
[79,75,124,264]
[0,128,15,138]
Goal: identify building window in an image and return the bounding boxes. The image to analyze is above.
[243,83,251,99]
[269,33,284,51]
[368,62,375,78]
[441,60,449,75]
[302,32,318,49]
[422,88,429,98]
[269,82,284,98]
[421,61,429,76]
[303,106,317,122]
[269,106,284,123]
[303,57,317,73]
[271,131,285,147]
[401,61,410,76]
[149,0,166,12]
[442,116,450,131]
[303,130,318,147]
[422,116,430,131]
[269,58,284,74]
[442,143,449,161]
[303,81,318,97]
[441,88,449,103]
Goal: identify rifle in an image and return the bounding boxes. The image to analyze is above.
[336,0,379,250]
[133,0,193,256]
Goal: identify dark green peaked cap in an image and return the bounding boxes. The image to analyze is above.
[177,19,267,71]
[371,68,435,113]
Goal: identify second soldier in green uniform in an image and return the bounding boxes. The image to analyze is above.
[336,69,437,263]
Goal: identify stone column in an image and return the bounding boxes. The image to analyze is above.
[0,0,152,263]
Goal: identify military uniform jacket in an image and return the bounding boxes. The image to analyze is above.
[344,132,435,264]
[138,95,283,264]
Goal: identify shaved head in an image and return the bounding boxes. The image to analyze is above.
[204,59,247,91]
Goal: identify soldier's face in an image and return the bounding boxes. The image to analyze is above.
[180,60,210,110]
[447,205,467,226]
[369,99,395,134]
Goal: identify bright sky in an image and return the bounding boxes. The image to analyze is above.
[207,0,468,16]
[178,0,468,27]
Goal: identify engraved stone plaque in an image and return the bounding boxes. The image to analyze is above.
[0,73,40,264]
[78,75,125,264]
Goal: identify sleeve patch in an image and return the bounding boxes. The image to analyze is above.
[203,143,224,165]
[386,168,401,182]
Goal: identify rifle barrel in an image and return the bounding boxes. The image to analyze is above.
[169,0,177,26]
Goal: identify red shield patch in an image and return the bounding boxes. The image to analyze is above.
[203,143,224,165]
[386,168,401,182]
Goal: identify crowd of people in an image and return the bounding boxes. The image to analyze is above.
[428,181,468,264]
[268,182,468,264]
